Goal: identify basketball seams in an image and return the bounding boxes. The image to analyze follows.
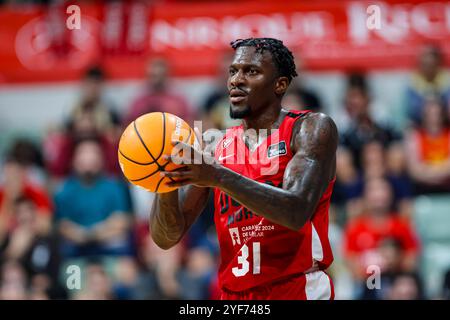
[120,114,193,169]
[154,112,166,162]
[120,112,195,192]
[133,120,161,165]
[130,161,169,182]
[118,113,169,166]
[154,176,165,193]
[126,128,193,184]
[119,149,154,166]
[154,163,184,192]
[161,113,176,183]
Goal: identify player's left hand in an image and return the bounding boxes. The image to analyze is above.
[160,128,222,188]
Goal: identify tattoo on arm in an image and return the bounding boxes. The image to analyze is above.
[149,129,220,249]
[283,113,338,221]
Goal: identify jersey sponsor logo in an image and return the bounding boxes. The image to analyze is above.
[267,141,287,158]
[229,227,241,246]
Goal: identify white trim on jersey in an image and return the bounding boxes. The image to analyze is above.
[311,223,324,262]
[305,270,332,300]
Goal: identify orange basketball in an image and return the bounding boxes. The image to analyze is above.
[118,112,195,193]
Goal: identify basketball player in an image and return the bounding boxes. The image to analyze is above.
[150,38,338,300]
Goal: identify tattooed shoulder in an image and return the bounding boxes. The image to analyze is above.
[292,112,338,158]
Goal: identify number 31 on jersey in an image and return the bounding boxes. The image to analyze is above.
[232,242,261,277]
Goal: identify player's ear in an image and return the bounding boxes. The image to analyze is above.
[275,76,289,96]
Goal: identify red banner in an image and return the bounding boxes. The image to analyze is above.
[0,0,449,84]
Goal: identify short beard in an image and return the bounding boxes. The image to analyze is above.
[78,171,100,185]
[230,104,251,119]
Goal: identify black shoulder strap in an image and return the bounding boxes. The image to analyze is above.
[286,110,311,119]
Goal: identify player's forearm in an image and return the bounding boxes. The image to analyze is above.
[216,167,313,231]
[149,191,186,249]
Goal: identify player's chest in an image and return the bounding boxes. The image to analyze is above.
[216,132,291,178]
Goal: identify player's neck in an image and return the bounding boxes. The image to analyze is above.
[242,105,284,131]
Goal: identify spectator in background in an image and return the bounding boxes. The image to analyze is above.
[0,158,52,243]
[385,143,413,219]
[110,257,140,300]
[6,138,46,188]
[68,66,120,137]
[290,87,322,112]
[43,66,122,180]
[177,245,217,300]
[339,73,402,171]
[442,268,450,299]
[135,234,184,299]
[405,44,450,125]
[287,51,322,112]
[334,141,412,220]
[0,197,60,279]
[0,260,28,300]
[361,141,412,218]
[282,88,322,113]
[386,272,424,300]
[282,90,304,111]
[406,94,450,194]
[137,217,192,300]
[286,83,322,113]
[74,259,115,300]
[358,238,423,299]
[124,58,194,126]
[333,147,364,219]
[343,178,420,298]
[54,138,133,258]
[0,196,65,299]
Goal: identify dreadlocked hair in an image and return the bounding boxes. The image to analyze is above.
[230,38,298,83]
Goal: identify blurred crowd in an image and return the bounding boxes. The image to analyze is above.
[1,43,450,300]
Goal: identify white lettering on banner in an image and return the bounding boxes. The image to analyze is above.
[15,15,98,70]
[150,12,334,51]
[447,5,450,31]
[150,2,450,52]
[411,2,448,38]
[291,12,334,38]
[348,3,369,43]
[366,5,381,30]
[348,2,408,44]
[349,2,450,44]
[127,2,148,50]
[376,4,412,44]
[103,2,123,50]
[66,5,81,30]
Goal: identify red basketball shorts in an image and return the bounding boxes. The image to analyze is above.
[220,270,335,300]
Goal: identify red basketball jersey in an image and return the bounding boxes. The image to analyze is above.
[213,110,335,292]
